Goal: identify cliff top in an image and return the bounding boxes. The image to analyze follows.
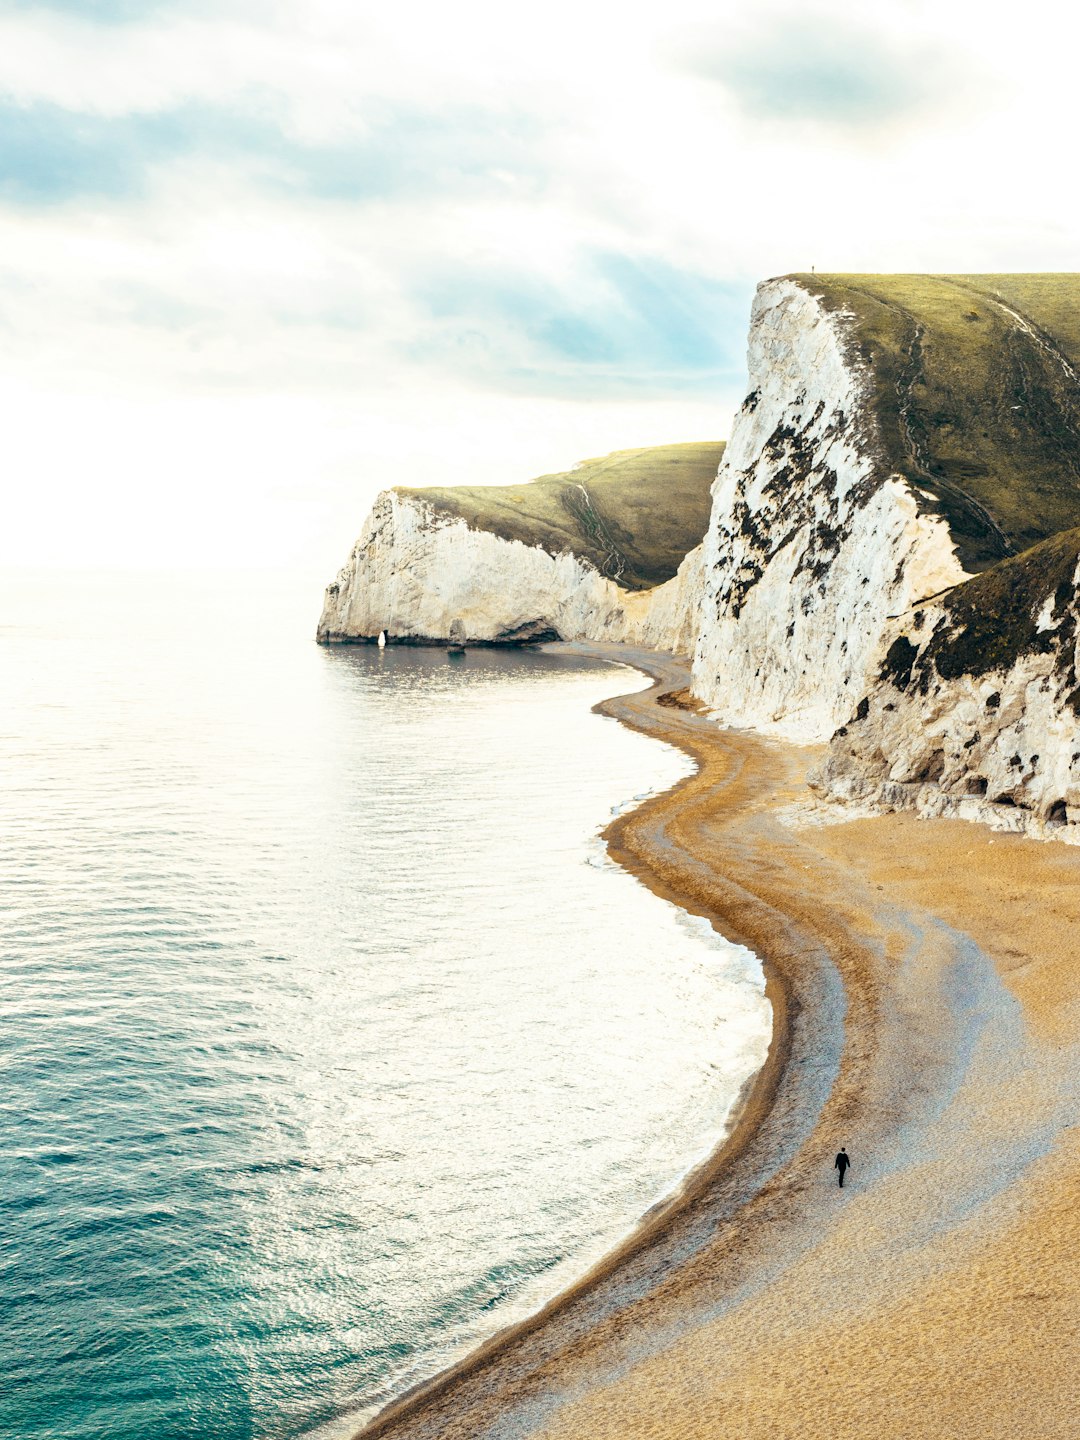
[789,273,1080,572]
[396,441,724,590]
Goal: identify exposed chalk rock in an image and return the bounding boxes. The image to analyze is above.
[692,279,967,742]
[317,489,707,654]
[812,529,1080,841]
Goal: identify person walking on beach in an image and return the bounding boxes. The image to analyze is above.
[835,1148,850,1188]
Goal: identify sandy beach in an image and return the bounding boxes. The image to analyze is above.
[354,644,1080,1440]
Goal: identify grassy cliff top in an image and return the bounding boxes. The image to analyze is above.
[790,273,1080,572]
[396,441,724,590]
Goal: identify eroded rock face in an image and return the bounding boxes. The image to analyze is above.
[692,279,967,742]
[812,531,1080,840]
[317,490,706,654]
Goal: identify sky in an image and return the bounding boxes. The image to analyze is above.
[0,0,1077,585]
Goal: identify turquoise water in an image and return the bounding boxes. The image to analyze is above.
[0,572,769,1440]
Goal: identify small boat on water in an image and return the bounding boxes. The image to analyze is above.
[447,618,466,657]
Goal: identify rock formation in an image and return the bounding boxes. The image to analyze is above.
[717,272,1080,836]
[317,443,721,654]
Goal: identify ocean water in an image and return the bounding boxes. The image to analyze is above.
[0,571,770,1440]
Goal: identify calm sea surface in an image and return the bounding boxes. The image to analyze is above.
[0,571,769,1440]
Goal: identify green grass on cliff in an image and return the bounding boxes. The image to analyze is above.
[791,273,1080,571]
[396,441,724,590]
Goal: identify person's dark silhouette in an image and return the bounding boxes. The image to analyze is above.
[834,1148,850,1187]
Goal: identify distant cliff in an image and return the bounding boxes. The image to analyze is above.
[317,443,723,653]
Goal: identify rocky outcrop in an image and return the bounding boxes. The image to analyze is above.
[691,279,968,742]
[317,490,707,654]
[812,529,1080,839]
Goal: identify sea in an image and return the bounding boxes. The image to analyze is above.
[0,570,770,1440]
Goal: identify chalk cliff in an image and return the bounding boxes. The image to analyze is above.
[320,272,1080,840]
[812,529,1080,839]
[691,279,966,741]
[709,271,1080,835]
[690,272,1080,833]
[317,443,721,654]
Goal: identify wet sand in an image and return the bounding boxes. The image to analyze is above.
[354,646,1079,1440]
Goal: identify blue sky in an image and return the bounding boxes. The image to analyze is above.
[2,0,168,18]
[0,0,1074,575]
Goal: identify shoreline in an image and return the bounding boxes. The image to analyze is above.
[351,643,1079,1440]
[345,646,790,1436]
[348,644,832,1439]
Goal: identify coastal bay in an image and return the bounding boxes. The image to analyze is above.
[0,576,772,1440]
[3,0,1077,1422]
[357,644,1080,1440]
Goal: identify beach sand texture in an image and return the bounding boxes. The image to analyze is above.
[356,646,1079,1440]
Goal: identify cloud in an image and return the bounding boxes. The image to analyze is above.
[0,0,1066,576]
[275,108,545,204]
[0,98,542,206]
[0,0,186,21]
[408,252,753,398]
[0,103,188,201]
[682,13,965,130]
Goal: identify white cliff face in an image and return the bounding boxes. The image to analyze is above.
[618,542,704,655]
[692,279,967,742]
[317,489,706,655]
[811,551,1080,842]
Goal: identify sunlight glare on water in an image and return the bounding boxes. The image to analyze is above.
[0,571,769,1440]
